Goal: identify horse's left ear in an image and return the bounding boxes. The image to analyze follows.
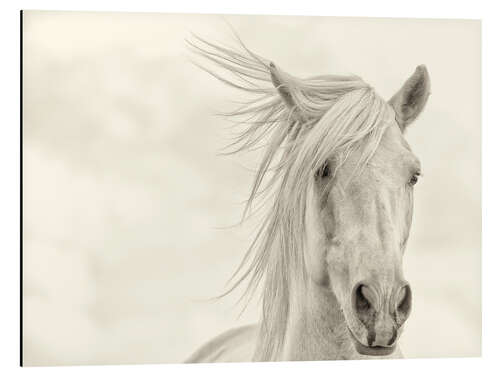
[269,62,306,123]
[389,65,431,132]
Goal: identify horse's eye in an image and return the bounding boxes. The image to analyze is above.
[408,173,419,186]
[316,161,331,179]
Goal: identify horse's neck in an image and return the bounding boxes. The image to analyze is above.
[282,281,358,361]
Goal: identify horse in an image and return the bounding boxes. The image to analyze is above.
[185,36,430,363]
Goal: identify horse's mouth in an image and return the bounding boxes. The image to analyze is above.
[347,328,396,357]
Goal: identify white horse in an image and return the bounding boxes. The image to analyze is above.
[186,36,430,362]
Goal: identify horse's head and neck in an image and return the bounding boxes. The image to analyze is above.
[192,37,430,361]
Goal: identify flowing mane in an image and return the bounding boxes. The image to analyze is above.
[189,36,394,361]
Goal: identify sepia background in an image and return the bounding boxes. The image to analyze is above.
[22,11,481,365]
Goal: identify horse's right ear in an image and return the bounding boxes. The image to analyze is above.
[389,65,431,132]
[269,62,306,123]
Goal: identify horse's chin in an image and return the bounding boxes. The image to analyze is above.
[347,328,396,357]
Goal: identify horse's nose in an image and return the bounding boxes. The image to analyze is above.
[352,282,412,326]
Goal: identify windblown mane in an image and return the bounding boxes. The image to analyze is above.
[189,36,393,361]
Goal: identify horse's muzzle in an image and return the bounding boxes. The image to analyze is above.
[347,328,396,356]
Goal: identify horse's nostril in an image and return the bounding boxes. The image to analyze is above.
[396,285,412,323]
[353,284,378,323]
[356,285,370,310]
[360,285,378,309]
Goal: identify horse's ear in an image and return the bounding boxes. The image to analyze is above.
[389,65,431,132]
[269,62,306,123]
